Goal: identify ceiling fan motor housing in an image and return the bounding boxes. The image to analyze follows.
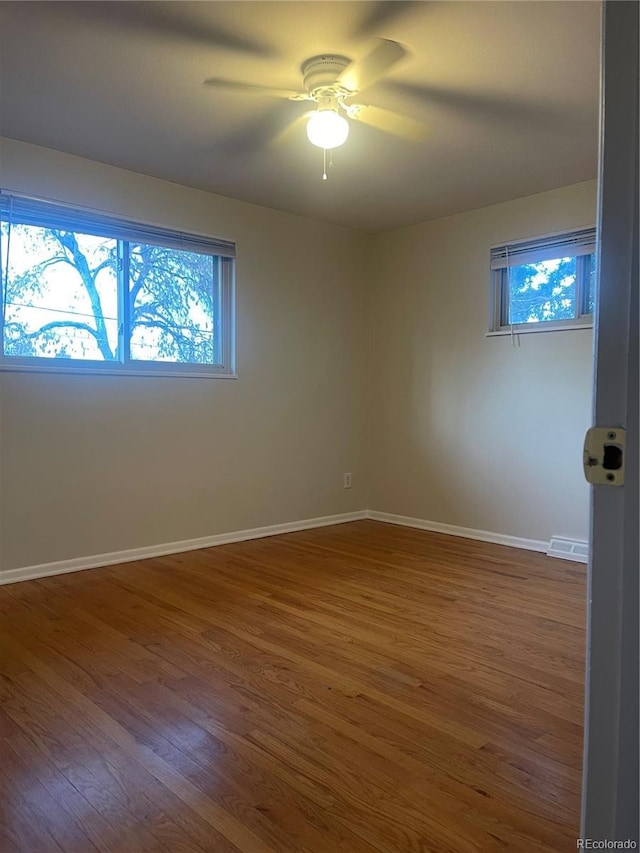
[301,55,351,96]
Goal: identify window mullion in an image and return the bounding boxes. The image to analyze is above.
[220,256,234,371]
[500,269,510,327]
[117,241,131,364]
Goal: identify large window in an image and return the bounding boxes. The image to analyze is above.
[0,194,235,376]
[489,227,596,334]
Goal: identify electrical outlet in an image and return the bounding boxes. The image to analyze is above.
[343,472,352,489]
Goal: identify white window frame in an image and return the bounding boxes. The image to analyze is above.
[487,226,597,336]
[0,192,236,378]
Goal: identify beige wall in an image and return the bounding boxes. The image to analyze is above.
[368,180,597,543]
[0,139,369,570]
[0,139,596,572]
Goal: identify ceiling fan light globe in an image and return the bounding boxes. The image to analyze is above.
[306,110,349,149]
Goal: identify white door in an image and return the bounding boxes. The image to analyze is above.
[582,0,638,842]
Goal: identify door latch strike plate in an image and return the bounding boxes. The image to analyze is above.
[583,427,626,486]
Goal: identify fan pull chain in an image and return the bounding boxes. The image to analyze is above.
[322,149,335,181]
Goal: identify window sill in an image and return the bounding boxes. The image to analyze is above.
[486,323,593,337]
[0,362,238,379]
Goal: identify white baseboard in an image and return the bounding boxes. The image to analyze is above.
[0,508,588,586]
[0,510,368,586]
[366,510,549,554]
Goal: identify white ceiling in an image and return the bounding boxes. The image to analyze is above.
[0,1,600,232]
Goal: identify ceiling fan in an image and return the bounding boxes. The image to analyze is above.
[204,39,426,172]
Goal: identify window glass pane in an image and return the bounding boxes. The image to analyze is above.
[128,244,219,364]
[506,256,577,324]
[1,222,118,360]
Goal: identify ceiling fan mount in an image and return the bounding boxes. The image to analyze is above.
[300,54,353,99]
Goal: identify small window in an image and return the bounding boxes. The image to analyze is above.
[0,193,235,376]
[489,227,596,333]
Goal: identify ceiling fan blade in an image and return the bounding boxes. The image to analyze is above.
[214,101,305,159]
[56,3,275,58]
[337,39,407,94]
[203,78,308,100]
[350,1,422,39]
[347,104,426,140]
[382,82,576,130]
[271,111,316,146]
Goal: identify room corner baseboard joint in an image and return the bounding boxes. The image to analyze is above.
[0,508,588,585]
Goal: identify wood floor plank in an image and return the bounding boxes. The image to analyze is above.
[0,520,585,852]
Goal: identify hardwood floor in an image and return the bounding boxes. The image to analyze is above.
[0,520,586,852]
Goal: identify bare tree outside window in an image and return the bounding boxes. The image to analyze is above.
[1,224,219,364]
